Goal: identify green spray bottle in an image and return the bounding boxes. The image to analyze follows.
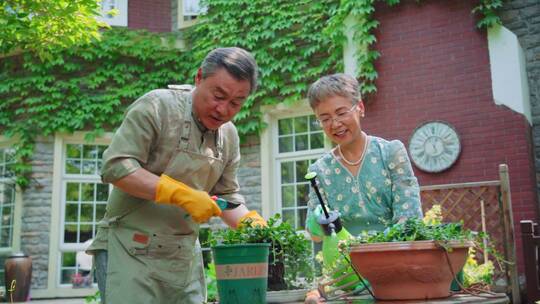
[305,172,359,291]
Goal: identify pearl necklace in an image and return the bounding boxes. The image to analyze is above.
[337,134,368,166]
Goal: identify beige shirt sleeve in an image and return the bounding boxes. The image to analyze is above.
[100,91,163,183]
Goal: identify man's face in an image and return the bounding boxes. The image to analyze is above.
[192,68,251,130]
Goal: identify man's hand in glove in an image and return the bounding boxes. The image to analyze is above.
[237,210,267,228]
[155,174,221,223]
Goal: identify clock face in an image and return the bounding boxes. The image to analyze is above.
[408,121,461,173]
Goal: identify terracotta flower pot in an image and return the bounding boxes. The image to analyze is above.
[349,240,473,300]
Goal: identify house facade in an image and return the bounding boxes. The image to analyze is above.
[0,0,538,299]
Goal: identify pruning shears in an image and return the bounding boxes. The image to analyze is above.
[211,195,241,211]
[183,195,241,220]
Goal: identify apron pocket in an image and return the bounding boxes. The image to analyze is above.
[145,232,196,288]
[110,227,195,288]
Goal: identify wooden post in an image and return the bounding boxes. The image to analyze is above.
[480,200,488,264]
[499,164,521,304]
[520,220,540,303]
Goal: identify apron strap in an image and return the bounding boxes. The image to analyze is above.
[180,119,191,150]
[215,129,223,159]
[180,94,192,151]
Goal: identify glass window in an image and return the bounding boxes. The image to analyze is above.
[278,115,324,153]
[97,0,128,27]
[0,147,16,287]
[182,0,206,22]
[276,115,324,230]
[279,159,317,230]
[0,147,15,178]
[60,143,109,285]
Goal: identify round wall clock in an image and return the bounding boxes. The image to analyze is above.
[408,121,461,173]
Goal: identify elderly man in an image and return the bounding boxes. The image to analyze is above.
[88,47,266,303]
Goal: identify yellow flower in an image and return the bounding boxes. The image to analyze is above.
[423,204,443,225]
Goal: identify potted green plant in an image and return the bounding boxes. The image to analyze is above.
[207,214,314,303]
[343,206,498,301]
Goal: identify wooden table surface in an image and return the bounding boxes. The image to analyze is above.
[282,293,510,304]
[320,293,510,304]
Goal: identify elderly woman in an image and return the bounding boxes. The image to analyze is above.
[305,73,423,242]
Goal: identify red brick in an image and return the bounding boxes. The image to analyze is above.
[369,0,538,273]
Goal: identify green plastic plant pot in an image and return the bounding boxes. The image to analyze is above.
[212,243,270,304]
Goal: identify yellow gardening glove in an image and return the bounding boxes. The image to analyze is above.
[238,210,267,228]
[155,174,221,223]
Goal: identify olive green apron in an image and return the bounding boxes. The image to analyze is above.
[104,96,225,304]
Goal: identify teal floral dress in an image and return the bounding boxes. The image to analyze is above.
[306,135,423,237]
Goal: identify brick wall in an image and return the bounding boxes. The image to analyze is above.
[364,0,538,272]
[128,0,171,32]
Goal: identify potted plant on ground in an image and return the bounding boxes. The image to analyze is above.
[207,214,314,303]
[343,205,498,301]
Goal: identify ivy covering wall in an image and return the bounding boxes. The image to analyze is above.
[0,0,502,187]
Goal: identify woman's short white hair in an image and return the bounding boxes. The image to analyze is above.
[307,73,361,109]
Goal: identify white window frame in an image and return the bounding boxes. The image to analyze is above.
[36,132,112,299]
[177,0,206,29]
[0,138,23,294]
[0,140,22,249]
[96,0,128,27]
[260,101,330,222]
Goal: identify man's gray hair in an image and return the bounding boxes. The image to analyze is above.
[307,73,362,109]
[201,47,258,93]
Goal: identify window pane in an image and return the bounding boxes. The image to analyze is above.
[295,134,308,151]
[61,269,76,285]
[0,230,10,247]
[296,184,309,207]
[4,163,15,177]
[64,225,78,243]
[80,204,93,222]
[81,183,94,201]
[282,210,295,227]
[298,208,307,230]
[294,116,308,133]
[98,146,107,159]
[82,161,96,175]
[83,145,98,159]
[95,204,106,221]
[0,183,14,248]
[66,144,82,158]
[96,184,109,201]
[1,207,12,226]
[62,252,76,267]
[310,132,324,149]
[278,136,293,153]
[65,204,78,222]
[66,183,80,201]
[280,162,294,184]
[309,116,321,131]
[60,252,77,284]
[66,160,81,174]
[295,160,310,182]
[281,185,295,208]
[79,224,92,242]
[278,119,293,135]
[0,256,7,287]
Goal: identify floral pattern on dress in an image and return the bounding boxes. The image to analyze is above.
[306,136,423,236]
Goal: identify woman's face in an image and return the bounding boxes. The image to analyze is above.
[314,95,364,146]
